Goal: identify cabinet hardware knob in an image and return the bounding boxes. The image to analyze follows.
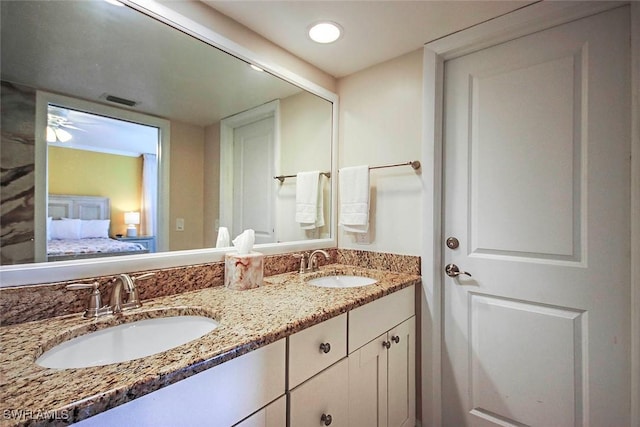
[391,335,400,344]
[382,340,391,349]
[321,413,333,425]
[319,342,331,354]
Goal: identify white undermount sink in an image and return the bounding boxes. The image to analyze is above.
[36,315,218,369]
[307,275,377,288]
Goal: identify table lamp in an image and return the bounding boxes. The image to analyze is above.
[124,211,140,237]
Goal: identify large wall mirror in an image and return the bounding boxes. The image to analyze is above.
[0,0,337,286]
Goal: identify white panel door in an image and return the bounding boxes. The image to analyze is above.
[442,7,630,427]
[232,117,275,244]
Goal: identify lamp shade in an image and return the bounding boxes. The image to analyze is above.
[124,211,140,225]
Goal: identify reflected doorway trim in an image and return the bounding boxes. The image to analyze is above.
[219,100,280,241]
[421,2,638,426]
[34,91,171,260]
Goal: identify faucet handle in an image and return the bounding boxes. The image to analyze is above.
[121,272,154,310]
[66,282,108,318]
[66,282,99,291]
[131,272,155,282]
[293,253,308,273]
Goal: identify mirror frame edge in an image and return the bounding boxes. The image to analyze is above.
[0,0,338,287]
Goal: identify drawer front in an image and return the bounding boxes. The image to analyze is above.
[288,313,347,389]
[289,358,349,427]
[348,285,415,353]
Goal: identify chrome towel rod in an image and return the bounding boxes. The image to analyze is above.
[368,160,421,171]
[274,171,331,183]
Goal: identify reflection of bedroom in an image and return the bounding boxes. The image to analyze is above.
[46,105,159,261]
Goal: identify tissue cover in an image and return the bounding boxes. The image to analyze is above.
[225,251,264,290]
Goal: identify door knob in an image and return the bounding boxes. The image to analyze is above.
[445,264,472,278]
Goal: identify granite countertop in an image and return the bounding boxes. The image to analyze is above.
[0,264,420,426]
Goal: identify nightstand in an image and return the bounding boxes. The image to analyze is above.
[115,236,156,253]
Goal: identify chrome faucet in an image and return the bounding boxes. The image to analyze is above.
[110,274,135,313]
[110,272,154,313]
[307,249,330,272]
[67,273,155,318]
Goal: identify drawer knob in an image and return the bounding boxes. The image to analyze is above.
[391,335,400,344]
[319,342,331,354]
[382,340,391,349]
[321,413,333,426]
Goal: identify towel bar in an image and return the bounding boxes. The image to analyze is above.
[274,171,331,183]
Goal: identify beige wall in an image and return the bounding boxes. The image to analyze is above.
[337,49,423,255]
[169,121,205,251]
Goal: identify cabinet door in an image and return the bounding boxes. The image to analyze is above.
[289,358,349,427]
[348,332,388,427]
[234,395,286,427]
[72,340,285,427]
[387,317,415,427]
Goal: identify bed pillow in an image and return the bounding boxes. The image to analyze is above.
[80,219,110,239]
[50,219,82,240]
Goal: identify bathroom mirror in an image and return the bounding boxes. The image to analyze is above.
[0,0,337,286]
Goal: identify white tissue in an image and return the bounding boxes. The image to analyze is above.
[232,229,255,254]
[216,227,230,248]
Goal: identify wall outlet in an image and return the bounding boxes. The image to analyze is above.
[176,218,185,231]
[355,232,370,245]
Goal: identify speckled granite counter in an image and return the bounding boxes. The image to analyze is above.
[0,265,420,426]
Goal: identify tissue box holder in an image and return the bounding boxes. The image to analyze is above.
[225,251,264,290]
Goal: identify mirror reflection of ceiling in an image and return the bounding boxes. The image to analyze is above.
[0,0,302,126]
[47,106,158,156]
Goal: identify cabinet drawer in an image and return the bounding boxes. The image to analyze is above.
[289,313,347,388]
[289,358,349,427]
[348,285,415,353]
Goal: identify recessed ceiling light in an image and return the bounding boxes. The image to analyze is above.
[308,21,342,44]
[250,64,264,72]
[104,0,125,6]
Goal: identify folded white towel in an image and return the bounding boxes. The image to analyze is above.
[295,171,324,229]
[339,165,369,233]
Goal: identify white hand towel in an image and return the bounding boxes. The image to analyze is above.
[300,175,325,230]
[295,171,321,229]
[339,165,369,233]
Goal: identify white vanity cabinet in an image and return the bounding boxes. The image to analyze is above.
[73,340,286,427]
[347,286,416,427]
[234,395,286,427]
[71,285,416,427]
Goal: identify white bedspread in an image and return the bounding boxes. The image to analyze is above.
[47,238,146,256]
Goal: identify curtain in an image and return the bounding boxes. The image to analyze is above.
[140,153,157,237]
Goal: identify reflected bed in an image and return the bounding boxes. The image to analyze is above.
[47,195,148,262]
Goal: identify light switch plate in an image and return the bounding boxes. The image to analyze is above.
[176,218,185,231]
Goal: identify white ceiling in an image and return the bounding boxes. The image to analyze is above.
[203,0,536,78]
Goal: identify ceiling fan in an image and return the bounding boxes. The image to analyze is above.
[47,106,86,143]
